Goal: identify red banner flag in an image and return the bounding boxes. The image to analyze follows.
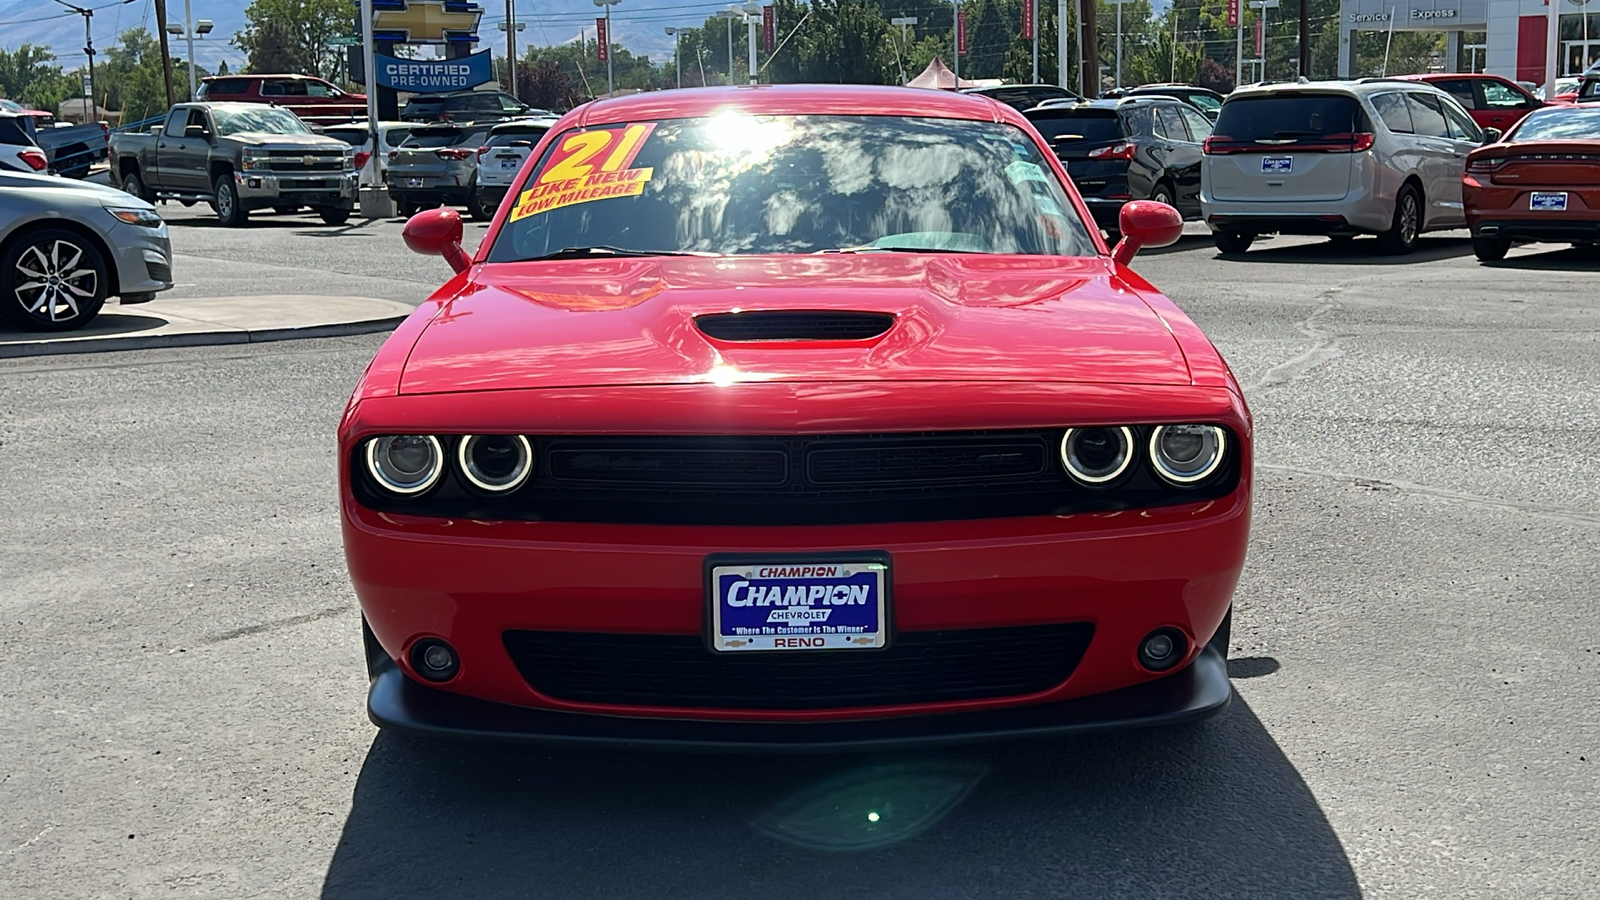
[956,9,967,55]
[1254,17,1263,56]
[763,5,775,52]
[1227,0,1239,27]
[1022,0,1034,40]
[596,17,609,62]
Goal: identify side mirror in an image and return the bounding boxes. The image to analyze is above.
[1111,200,1183,265]
[183,124,208,139]
[402,207,471,274]
[1483,127,1503,144]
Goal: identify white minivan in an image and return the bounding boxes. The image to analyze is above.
[1201,79,1491,255]
[470,116,559,220]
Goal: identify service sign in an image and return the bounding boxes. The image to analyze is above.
[509,123,656,221]
[709,559,889,652]
[375,49,492,93]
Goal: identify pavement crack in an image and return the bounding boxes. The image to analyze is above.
[202,605,353,646]
[1247,299,1345,393]
[6,825,54,854]
[1260,463,1600,527]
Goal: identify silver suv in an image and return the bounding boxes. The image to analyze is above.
[1201,79,1489,254]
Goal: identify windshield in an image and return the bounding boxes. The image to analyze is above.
[212,107,310,136]
[403,127,479,148]
[487,125,551,146]
[489,115,1094,261]
[1510,107,1600,140]
[1212,94,1363,141]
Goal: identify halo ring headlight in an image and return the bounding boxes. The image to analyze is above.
[1149,425,1227,485]
[457,434,533,492]
[365,435,444,495]
[1060,426,1135,485]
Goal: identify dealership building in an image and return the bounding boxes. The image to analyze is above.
[1337,0,1600,84]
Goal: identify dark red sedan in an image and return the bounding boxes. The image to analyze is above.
[1465,106,1600,261]
[341,85,1251,749]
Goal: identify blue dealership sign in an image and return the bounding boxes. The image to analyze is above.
[375,49,493,93]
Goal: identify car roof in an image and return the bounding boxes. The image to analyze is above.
[566,84,1013,129]
[1227,79,1447,99]
[202,74,323,83]
[488,116,560,133]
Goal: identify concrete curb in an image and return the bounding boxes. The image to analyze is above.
[0,295,415,359]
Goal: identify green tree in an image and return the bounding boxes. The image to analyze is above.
[99,28,196,121]
[235,0,356,78]
[0,44,81,112]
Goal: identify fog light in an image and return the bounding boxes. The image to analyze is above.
[1138,629,1187,672]
[409,639,459,682]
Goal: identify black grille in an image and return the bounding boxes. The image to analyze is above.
[266,151,345,172]
[144,259,172,284]
[352,428,1241,526]
[696,311,895,341]
[503,624,1095,710]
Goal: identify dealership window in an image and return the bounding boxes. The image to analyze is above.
[1561,14,1600,74]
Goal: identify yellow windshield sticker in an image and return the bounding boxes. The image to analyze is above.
[510,123,656,221]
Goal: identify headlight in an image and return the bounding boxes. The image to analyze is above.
[341,147,356,170]
[365,435,444,495]
[457,434,533,492]
[1148,425,1227,485]
[1060,426,1135,485]
[241,147,270,171]
[106,207,163,228]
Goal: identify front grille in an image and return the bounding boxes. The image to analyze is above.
[144,259,171,283]
[351,428,1240,526]
[503,624,1096,710]
[266,151,344,172]
[696,311,895,341]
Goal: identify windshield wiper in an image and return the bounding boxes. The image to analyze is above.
[816,245,988,255]
[520,246,715,262]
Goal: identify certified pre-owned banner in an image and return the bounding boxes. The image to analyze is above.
[376,49,493,92]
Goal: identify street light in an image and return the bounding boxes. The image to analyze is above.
[498,1,525,101]
[594,0,620,97]
[165,5,214,99]
[715,7,744,86]
[890,16,917,83]
[1109,0,1133,89]
[664,27,682,89]
[742,2,762,85]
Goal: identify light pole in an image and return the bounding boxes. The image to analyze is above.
[499,1,525,100]
[1110,0,1133,88]
[952,0,960,85]
[664,27,682,88]
[890,16,917,83]
[593,0,620,96]
[165,8,215,99]
[1248,0,1279,82]
[716,7,743,85]
[742,3,762,84]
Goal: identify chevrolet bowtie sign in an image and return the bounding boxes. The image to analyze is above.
[372,0,483,44]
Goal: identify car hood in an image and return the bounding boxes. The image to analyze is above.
[398,254,1193,395]
[0,169,154,209]
[227,131,345,149]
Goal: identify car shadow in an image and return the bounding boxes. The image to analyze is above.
[1482,244,1600,271]
[1142,233,1216,256]
[1220,235,1474,265]
[0,312,166,343]
[319,697,1359,899]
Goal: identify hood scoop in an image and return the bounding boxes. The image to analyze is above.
[695,310,895,343]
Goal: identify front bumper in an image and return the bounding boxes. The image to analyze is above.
[367,644,1232,751]
[235,170,356,209]
[105,221,173,298]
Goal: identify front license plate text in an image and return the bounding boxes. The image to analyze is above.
[710,560,887,652]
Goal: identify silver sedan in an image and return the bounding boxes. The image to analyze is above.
[0,170,173,331]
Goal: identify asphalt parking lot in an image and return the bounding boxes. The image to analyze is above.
[1,210,1596,899]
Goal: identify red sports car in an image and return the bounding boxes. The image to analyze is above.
[1465,105,1600,261]
[341,85,1251,749]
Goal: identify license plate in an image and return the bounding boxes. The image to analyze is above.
[1531,191,1568,212]
[1262,156,1292,173]
[708,556,889,652]
[498,158,520,169]
[406,177,423,187]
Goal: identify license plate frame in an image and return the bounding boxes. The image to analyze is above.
[705,552,891,653]
[1261,156,1293,174]
[1531,191,1568,212]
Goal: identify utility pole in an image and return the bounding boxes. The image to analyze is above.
[1079,0,1097,97]
[1298,0,1310,77]
[48,1,95,119]
[499,1,525,100]
[155,0,174,109]
[184,0,196,97]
